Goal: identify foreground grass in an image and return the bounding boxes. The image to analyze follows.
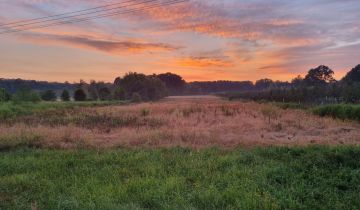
[0,101,126,119]
[1,146,360,209]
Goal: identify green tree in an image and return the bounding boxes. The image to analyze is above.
[74,89,87,101]
[41,90,57,101]
[61,90,71,101]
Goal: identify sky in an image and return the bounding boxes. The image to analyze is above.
[0,0,359,82]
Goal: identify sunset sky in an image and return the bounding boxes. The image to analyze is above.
[0,0,359,82]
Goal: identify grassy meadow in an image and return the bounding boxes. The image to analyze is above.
[1,96,360,209]
[2,147,360,210]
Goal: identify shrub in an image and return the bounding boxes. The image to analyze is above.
[61,90,71,101]
[41,90,57,101]
[140,108,150,117]
[74,89,87,101]
[0,88,10,102]
[98,87,111,101]
[313,104,360,121]
[12,88,40,103]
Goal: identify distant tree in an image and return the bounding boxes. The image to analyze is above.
[112,86,126,100]
[131,92,142,103]
[114,72,167,101]
[157,73,186,95]
[0,88,10,102]
[291,75,304,87]
[342,64,360,84]
[304,65,336,86]
[12,88,41,103]
[74,89,87,101]
[41,90,57,101]
[255,79,273,90]
[88,80,99,101]
[98,87,111,101]
[61,90,71,101]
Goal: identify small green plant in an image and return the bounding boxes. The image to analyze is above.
[140,108,150,117]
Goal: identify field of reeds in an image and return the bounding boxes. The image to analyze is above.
[1,96,360,150]
[1,96,360,209]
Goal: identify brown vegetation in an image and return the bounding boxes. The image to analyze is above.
[1,96,360,150]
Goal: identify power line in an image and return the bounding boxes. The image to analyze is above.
[0,0,146,27]
[0,0,158,29]
[0,0,187,35]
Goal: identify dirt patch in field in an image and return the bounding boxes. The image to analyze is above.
[1,96,360,149]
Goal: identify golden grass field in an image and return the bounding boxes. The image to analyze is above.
[1,96,360,149]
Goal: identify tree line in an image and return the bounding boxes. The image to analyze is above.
[0,72,178,103]
[225,64,360,104]
[1,64,360,104]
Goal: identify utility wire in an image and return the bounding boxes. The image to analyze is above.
[0,0,147,27]
[0,0,158,29]
[0,0,187,35]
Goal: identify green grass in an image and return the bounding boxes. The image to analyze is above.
[273,102,310,110]
[313,104,360,121]
[1,146,360,209]
[0,101,126,119]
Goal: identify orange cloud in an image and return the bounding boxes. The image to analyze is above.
[19,33,180,54]
[174,56,234,68]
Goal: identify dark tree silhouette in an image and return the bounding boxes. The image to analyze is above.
[61,90,71,101]
[157,73,185,95]
[343,64,360,83]
[291,75,304,87]
[112,86,126,100]
[304,65,336,86]
[74,89,87,101]
[255,79,273,90]
[98,87,111,101]
[114,72,167,101]
[41,90,57,101]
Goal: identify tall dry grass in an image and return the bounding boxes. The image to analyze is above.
[1,96,360,149]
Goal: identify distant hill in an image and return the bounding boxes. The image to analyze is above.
[0,78,76,93]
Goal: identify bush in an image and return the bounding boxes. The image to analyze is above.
[61,90,71,101]
[131,93,142,103]
[98,87,111,101]
[74,89,87,101]
[0,88,10,102]
[313,104,360,121]
[41,90,57,101]
[11,88,40,103]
